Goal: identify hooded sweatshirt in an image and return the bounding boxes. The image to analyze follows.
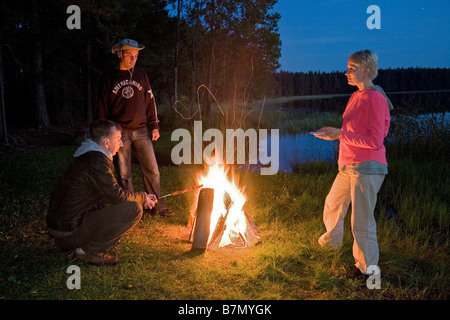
[97,68,159,131]
[73,138,112,160]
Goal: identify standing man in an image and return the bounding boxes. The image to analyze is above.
[47,120,157,265]
[98,38,174,217]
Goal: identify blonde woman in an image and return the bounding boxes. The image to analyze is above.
[313,50,392,279]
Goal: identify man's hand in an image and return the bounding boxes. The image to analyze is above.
[152,129,160,141]
[144,194,157,209]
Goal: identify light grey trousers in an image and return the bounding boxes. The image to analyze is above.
[318,171,385,273]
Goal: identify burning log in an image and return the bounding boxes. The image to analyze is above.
[242,209,261,246]
[191,188,214,250]
[189,165,261,251]
[207,192,232,250]
[206,207,260,251]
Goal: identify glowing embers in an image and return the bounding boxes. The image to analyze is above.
[189,164,260,251]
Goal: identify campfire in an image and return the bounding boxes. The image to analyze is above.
[188,164,260,251]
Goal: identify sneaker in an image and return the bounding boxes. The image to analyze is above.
[346,267,369,280]
[158,209,175,217]
[74,251,118,266]
[143,208,154,216]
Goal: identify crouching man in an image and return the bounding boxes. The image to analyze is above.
[46,120,157,266]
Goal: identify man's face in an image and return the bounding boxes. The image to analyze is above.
[119,49,139,70]
[105,127,123,156]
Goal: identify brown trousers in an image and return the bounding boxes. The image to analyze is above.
[54,201,143,254]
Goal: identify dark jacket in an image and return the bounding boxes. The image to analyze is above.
[46,141,146,233]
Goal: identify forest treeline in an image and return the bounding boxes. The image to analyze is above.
[0,0,281,143]
[0,0,449,145]
[275,68,450,96]
[273,68,450,113]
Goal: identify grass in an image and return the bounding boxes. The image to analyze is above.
[0,128,448,300]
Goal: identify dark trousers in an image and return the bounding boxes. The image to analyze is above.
[54,201,143,254]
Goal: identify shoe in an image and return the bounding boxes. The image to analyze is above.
[158,209,175,217]
[143,208,154,216]
[74,251,118,266]
[346,267,369,280]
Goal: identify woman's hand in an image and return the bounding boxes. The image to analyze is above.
[313,127,342,140]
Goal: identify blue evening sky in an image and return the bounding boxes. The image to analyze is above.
[273,0,450,73]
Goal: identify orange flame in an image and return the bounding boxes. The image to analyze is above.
[195,164,248,248]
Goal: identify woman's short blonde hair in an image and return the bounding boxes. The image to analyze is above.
[349,50,378,80]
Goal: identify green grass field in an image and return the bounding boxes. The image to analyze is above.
[0,125,448,300]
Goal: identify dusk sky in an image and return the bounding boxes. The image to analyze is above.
[273,0,450,73]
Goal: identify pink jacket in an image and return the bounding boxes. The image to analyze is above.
[339,89,390,167]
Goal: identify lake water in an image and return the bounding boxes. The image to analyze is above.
[258,132,339,173]
[250,110,449,174]
[244,91,449,175]
[268,112,449,173]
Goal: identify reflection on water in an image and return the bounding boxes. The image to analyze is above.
[259,132,339,173]
[261,112,449,173]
